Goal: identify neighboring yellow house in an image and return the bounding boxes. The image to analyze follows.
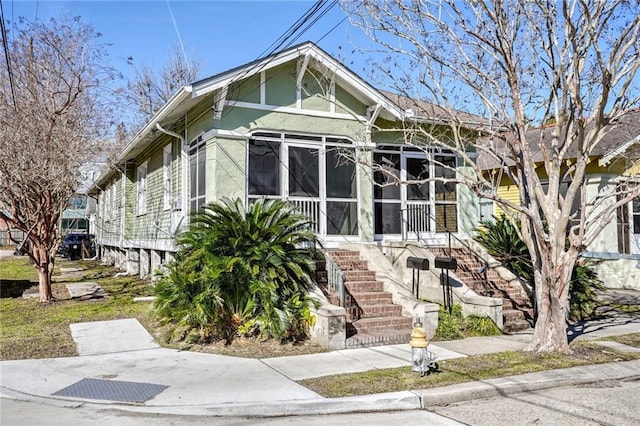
[477,109,640,289]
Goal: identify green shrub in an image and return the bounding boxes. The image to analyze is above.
[154,198,320,344]
[434,304,501,340]
[435,304,465,340]
[464,315,502,336]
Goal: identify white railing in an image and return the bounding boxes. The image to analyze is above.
[325,252,345,306]
[290,198,320,233]
[405,202,431,233]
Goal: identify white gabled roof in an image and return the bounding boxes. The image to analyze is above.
[191,41,404,120]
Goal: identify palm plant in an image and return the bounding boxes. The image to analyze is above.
[154,197,320,344]
[473,215,533,284]
[473,216,604,321]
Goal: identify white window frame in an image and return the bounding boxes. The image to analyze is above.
[136,161,148,216]
[163,144,172,210]
[189,136,206,212]
[246,132,359,239]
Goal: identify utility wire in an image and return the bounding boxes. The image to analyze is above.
[0,0,16,108]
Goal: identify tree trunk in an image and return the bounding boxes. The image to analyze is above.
[35,244,53,303]
[527,257,573,353]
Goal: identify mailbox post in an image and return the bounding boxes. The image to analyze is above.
[406,257,429,299]
[435,256,457,314]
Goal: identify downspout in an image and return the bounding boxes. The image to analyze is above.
[155,123,188,231]
[120,166,126,251]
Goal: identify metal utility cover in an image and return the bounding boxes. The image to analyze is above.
[53,378,168,403]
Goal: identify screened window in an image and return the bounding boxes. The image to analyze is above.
[136,162,147,216]
[289,146,319,197]
[326,148,356,198]
[373,153,400,199]
[189,137,206,212]
[633,197,640,235]
[247,132,358,237]
[406,157,429,200]
[248,139,281,196]
[373,147,458,236]
[163,143,172,210]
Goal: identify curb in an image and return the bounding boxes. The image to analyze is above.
[2,359,639,417]
[415,358,640,408]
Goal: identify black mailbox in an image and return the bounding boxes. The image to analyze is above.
[435,256,457,271]
[406,257,429,270]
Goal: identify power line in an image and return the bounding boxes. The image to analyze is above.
[0,0,16,108]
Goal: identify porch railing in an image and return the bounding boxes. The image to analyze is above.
[289,198,320,233]
[324,252,345,307]
[405,202,431,234]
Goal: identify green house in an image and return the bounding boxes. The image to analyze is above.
[89,42,480,277]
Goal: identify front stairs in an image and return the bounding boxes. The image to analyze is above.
[319,249,413,349]
[431,247,534,332]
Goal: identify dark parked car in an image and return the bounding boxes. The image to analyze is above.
[58,233,95,260]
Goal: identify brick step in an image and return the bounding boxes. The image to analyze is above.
[455,269,501,279]
[501,296,531,307]
[486,288,526,299]
[347,316,413,335]
[345,280,384,293]
[349,291,393,305]
[343,270,377,281]
[503,319,532,333]
[346,332,412,349]
[358,303,403,318]
[503,308,526,322]
[333,259,369,270]
[327,250,360,258]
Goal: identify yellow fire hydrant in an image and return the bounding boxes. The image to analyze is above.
[409,318,436,376]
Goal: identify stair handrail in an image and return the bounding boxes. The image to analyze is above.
[400,208,490,292]
[324,252,345,307]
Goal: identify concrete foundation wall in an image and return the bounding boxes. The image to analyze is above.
[588,256,640,290]
[139,249,151,278]
[309,290,346,351]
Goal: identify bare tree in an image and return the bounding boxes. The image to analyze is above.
[0,16,117,302]
[343,0,640,353]
[125,45,201,129]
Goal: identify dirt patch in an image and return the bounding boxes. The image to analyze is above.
[15,282,71,300]
[156,333,326,359]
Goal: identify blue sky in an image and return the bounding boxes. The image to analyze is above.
[5,1,374,82]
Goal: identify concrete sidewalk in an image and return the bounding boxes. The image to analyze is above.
[1,316,639,417]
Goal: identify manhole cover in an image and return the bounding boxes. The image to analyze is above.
[53,378,168,403]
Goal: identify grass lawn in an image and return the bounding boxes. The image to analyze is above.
[300,337,640,397]
[2,254,639,398]
[0,256,153,360]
